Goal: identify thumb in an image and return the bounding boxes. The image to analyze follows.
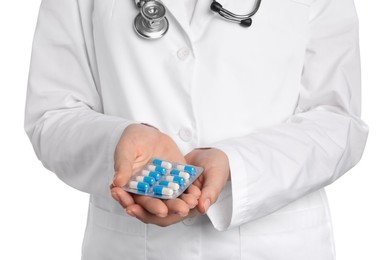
[113,159,133,187]
[112,127,139,187]
[197,167,227,214]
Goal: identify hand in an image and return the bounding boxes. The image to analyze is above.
[111,123,200,224]
[185,148,230,214]
[111,185,200,227]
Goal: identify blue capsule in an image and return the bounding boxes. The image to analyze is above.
[176,164,196,175]
[153,185,174,196]
[147,165,167,175]
[164,175,185,185]
[141,170,161,181]
[129,181,149,191]
[159,180,180,191]
[135,176,156,185]
[153,159,173,169]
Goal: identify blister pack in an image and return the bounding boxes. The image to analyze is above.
[123,158,204,199]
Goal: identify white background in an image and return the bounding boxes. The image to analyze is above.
[0,0,389,259]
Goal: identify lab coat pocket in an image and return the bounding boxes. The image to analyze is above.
[82,203,146,260]
[248,0,311,55]
[239,198,335,260]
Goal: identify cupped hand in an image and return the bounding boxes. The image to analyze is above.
[185,148,231,214]
[111,123,200,225]
[111,184,201,226]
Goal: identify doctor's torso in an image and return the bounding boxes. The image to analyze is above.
[87,0,309,151]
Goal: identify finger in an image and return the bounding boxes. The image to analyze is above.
[198,167,228,214]
[184,184,201,199]
[126,205,198,227]
[164,199,190,217]
[179,193,198,209]
[111,187,135,208]
[133,195,168,217]
[187,208,199,219]
[191,179,202,189]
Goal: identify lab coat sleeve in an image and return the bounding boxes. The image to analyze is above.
[207,0,369,231]
[25,0,132,196]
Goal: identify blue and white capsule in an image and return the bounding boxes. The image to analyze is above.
[176,164,196,175]
[159,180,180,191]
[153,185,174,196]
[146,165,167,175]
[129,181,149,191]
[153,159,173,169]
[141,170,161,181]
[135,176,156,185]
[153,185,173,196]
[164,175,185,185]
[169,169,190,180]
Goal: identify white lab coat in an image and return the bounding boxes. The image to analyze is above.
[25,0,368,259]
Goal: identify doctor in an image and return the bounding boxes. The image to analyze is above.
[25,0,368,259]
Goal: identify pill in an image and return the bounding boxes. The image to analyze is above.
[153,159,173,169]
[141,170,161,181]
[129,181,149,191]
[165,175,185,185]
[147,165,167,175]
[159,180,180,191]
[169,169,190,180]
[135,176,156,185]
[176,164,196,175]
[153,185,174,196]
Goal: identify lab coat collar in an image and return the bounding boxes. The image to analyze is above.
[161,0,232,40]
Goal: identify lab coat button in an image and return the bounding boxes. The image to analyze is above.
[179,128,192,142]
[177,47,191,60]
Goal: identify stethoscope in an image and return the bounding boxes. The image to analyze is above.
[133,0,262,39]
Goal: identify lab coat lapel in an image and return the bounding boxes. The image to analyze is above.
[162,0,191,34]
[190,0,233,39]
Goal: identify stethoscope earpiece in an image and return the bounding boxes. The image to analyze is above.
[133,0,262,40]
[210,1,223,13]
[240,18,252,27]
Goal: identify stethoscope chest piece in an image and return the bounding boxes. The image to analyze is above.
[134,0,169,39]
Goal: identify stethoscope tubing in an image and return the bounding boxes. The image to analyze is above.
[214,0,262,20]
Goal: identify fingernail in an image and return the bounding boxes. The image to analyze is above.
[157,213,167,218]
[111,192,120,202]
[204,199,211,213]
[176,211,188,217]
[126,208,135,217]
